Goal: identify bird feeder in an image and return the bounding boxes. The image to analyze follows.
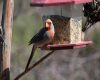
[31,0,93,50]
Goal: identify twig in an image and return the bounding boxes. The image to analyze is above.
[14,50,55,80]
[25,45,36,70]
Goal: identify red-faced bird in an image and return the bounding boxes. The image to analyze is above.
[25,19,55,70]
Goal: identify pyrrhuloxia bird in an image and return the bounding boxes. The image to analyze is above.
[25,19,55,70]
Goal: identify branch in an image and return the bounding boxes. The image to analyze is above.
[14,50,55,80]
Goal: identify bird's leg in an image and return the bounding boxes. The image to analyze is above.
[25,45,36,71]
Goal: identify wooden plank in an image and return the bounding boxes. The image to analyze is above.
[1,0,14,79]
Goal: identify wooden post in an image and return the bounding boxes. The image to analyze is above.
[1,0,14,80]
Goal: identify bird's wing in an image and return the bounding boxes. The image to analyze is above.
[29,28,46,45]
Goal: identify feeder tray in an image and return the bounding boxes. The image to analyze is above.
[30,0,92,6]
[41,41,92,50]
[41,15,93,50]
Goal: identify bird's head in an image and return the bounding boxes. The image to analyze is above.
[45,19,55,40]
[45,19,54,31]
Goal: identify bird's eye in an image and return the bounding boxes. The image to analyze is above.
[47,22,51,25]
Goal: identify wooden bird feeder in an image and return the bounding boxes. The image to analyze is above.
[31,0,93,50]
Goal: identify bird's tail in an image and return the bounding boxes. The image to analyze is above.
[25,45,36,71]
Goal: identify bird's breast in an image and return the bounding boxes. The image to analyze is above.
[47,30,55,39]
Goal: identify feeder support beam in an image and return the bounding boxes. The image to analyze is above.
[0,0,14,79]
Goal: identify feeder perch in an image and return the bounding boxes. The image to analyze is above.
[31,0,93,50]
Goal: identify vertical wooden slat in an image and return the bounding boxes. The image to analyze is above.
[1,0,14,80]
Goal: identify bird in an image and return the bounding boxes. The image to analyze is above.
[25,19,55,70]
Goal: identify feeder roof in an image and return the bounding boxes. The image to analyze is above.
[31,0,92,6]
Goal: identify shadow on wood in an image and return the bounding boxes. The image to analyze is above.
[1,68,10,80]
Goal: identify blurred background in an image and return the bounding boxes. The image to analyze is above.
[0,0,100,80]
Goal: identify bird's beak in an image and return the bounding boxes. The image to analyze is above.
[45,22,50,29]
